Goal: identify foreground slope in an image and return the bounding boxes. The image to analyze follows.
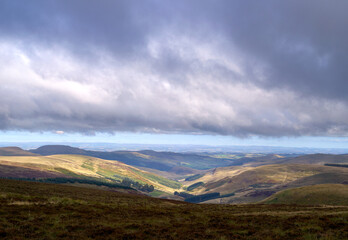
[0,154,181,193]
[0,179,347,240]
[262,184,348,205]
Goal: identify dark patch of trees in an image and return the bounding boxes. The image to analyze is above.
[187,182,204,191]
[174,191,194,199]
[185,174,203,181]
[0,177,133,190]
[0,176,155,193]
[185,192,220,203]
[175,190,235,203]
[325,163,348,168]
[121,178,154,192]
[220,192,235,198]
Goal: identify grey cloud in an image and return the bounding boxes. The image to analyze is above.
[0,0,151,59]
[1,1,348,137]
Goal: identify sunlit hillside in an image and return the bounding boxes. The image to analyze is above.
[0,155,182,193]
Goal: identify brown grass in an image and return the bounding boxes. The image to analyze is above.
[0,179,347,239]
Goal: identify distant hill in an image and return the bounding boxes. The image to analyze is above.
[280,153,348,165]
[35,145,336,175]
[0,147,39,156]
[30,145,242,172]
[30,145,86,155]
[261,184,348,205]
[0,154,181,193]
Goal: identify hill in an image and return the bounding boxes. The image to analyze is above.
[0,154,181,193]
[0,178,347,239]
[261,184,348,205]
[29,145,241,173]
[280,153,348,165]
[183,164,348,203]
[0,147,39,156]
[29,145,86,155]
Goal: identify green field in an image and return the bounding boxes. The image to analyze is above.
[0,179,347,239]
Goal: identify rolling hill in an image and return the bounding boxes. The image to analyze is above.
[0,154,182,193]
[261,184,348,205]
[29,145,244,173]
[183,164,348,203]
[0,147,39,156]
[279,153,348,165]
[3,145,348,204]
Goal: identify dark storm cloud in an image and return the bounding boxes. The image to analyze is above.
[0,0,151,57]
[1,0,348,136]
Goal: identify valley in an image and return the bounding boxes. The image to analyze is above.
[0,145,347,239]
[0,145,347,205]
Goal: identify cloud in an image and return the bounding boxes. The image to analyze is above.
[0,1,348,137]
[55,131,64,135]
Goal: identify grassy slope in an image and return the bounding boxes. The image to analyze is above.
[0,147,39,156]
[0,164,67,178]
[0,179,347,240]
[191,164,348,194]
[182,164,348,204]
[282,153,348,165]
[182,165,251,187]
[287,172,348,188]
[0,155,181,193]
[262,184,348,205]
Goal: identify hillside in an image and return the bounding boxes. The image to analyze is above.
[0,179,347,239]
[0,154,181,193]
[183,164,348,203]
[29,145,240,173]
[0,147,39,156]
[280,153,348,165]
[29,145,285,174]
[261,184,348,205]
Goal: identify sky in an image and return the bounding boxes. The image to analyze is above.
[1,1,348,147]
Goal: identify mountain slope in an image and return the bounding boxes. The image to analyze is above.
[195,164,348,193]
[261,184,348,205]
[0,164,67,178]
[0,154,181,193]
[0,147,39,156]
[183,164,348,203]
[281,153,348,165]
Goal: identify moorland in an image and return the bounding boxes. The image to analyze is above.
[0,145,347,239]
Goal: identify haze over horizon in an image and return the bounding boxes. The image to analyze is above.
[1,1,348,147]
